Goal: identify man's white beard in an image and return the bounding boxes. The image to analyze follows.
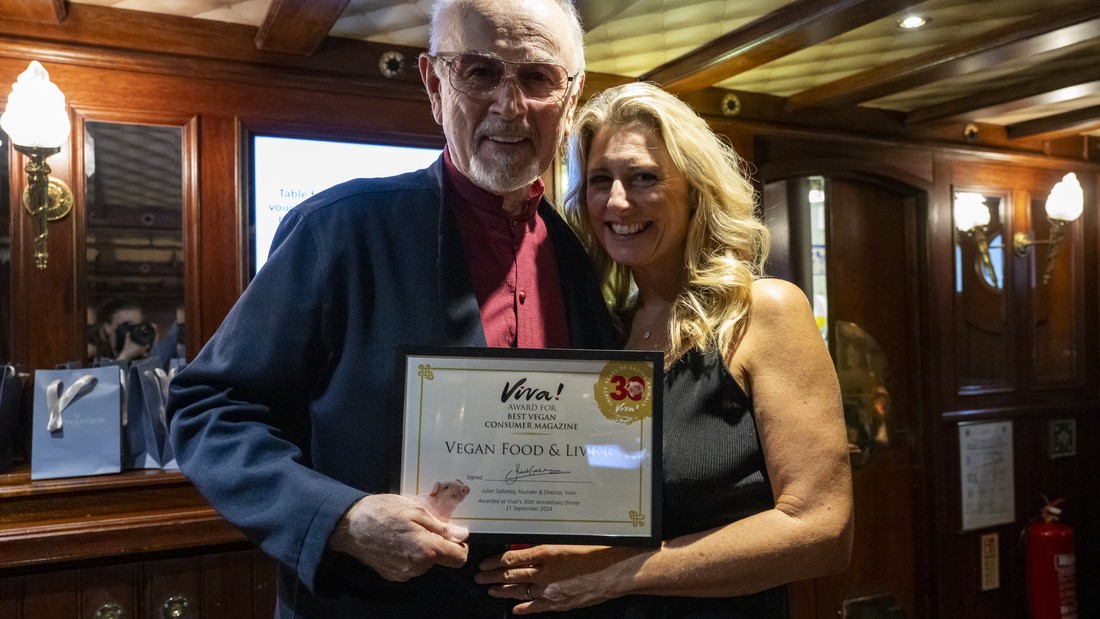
[467,149,542,195]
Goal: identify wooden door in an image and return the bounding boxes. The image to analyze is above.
[781,176,927,619]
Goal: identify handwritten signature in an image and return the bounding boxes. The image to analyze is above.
[505,463,571,485]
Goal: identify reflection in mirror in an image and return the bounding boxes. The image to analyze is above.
[835,321,891,467]
[807,176,828,344]
[1029,196,1079,382]
[954,192,1004,291]
[84,121,184,367]
[953,191,1009,390]
[761,176,829,342]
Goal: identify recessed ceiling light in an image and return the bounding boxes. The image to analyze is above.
[898,15,930,29]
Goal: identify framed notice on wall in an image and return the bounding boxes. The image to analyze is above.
[959,420,1015,531]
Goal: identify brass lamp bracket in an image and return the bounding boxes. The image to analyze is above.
[1013,219,1072,285]
[1013,231,1037,257]
[22,176,73,221]
[15,144,72,269]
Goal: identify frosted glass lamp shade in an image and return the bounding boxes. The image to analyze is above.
[954,192,991,232]
[1045,173,1083,223]
[0,61,71,149]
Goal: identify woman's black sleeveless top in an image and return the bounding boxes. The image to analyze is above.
[557,348,788,618]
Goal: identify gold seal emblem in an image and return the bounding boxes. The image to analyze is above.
[594,361,654,423]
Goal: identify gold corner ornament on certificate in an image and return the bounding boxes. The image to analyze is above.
[398,347,663,546]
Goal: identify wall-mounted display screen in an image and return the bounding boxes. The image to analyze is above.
[250,136,441,275]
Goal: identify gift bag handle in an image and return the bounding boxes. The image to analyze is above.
[46,375,98,432]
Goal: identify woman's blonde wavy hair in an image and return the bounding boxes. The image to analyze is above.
[564,82,770,357]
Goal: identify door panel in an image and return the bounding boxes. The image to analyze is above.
[782,177,925,619]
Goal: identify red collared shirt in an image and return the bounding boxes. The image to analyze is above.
[444,149,570,348]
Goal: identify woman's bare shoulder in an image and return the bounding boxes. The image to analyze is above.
[749,278,813,321]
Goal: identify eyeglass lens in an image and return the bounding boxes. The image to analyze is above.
[445,54,570,100]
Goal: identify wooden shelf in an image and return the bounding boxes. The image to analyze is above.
[0,468,248,571]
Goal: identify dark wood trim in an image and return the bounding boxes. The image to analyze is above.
[1006,104,1100,139]
[0,0,66,24]
[0,3,427,97]
[906,70,1100,126]
[255,0,353,56]
[0,469,189,500]
[638,0,924,93]
[787,3,1100,111]
[0,469,248,570]
[0,507,247,569]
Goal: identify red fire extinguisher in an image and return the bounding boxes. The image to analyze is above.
[1025,497,1078,619]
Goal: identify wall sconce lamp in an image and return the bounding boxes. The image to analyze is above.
[0,61,73,270]
[1013,173,1083,285]
[954,191,998,287]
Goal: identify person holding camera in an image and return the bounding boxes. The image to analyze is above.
[89,297,157,362]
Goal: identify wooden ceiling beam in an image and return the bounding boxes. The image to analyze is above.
[787,3,1100,111]
[638,0,924,94]
[0,0,65,24]
[1006,105,1100,140]
[906,68,1100,126]
[255,0,352,56]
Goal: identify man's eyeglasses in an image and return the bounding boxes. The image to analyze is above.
[430,52,578,102]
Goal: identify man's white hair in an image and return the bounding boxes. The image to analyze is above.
[428,0,585,72]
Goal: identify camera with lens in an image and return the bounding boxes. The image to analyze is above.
[116,321,156,352]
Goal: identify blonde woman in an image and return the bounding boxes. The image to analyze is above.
[476,82,853,617]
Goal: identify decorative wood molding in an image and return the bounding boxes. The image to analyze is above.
[0,470,248,570]
[0,507,248,569]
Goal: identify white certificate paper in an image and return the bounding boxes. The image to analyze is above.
[399,347,663,546]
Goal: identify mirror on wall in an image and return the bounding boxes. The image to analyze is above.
[84,120,184,366]
[952,190,1010,391]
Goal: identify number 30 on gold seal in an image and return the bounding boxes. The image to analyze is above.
[594,361,654,423]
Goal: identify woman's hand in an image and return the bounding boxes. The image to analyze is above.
[475,544,647,614]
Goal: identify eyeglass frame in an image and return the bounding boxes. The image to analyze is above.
[426,51,581,102]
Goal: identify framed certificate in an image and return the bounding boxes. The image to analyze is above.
[398,347,663,546]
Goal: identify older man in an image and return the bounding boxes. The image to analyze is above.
[167,0,614,617]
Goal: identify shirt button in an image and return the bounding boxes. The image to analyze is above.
[519,291,526,304]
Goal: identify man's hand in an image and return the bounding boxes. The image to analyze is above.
[328,493,470,582]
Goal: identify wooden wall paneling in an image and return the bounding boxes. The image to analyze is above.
[820,177,925,617]
[196,114,239,347]
[251,550,278,618]
[79,561,139,619]
[927,157,960,414]
[0,572,20,618]
[145,555,202,619]
[2,60,83,370]
[21,568,76,618]
[0,3,429,100]
[200,549,262,617]
[1074,411,1100,616]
